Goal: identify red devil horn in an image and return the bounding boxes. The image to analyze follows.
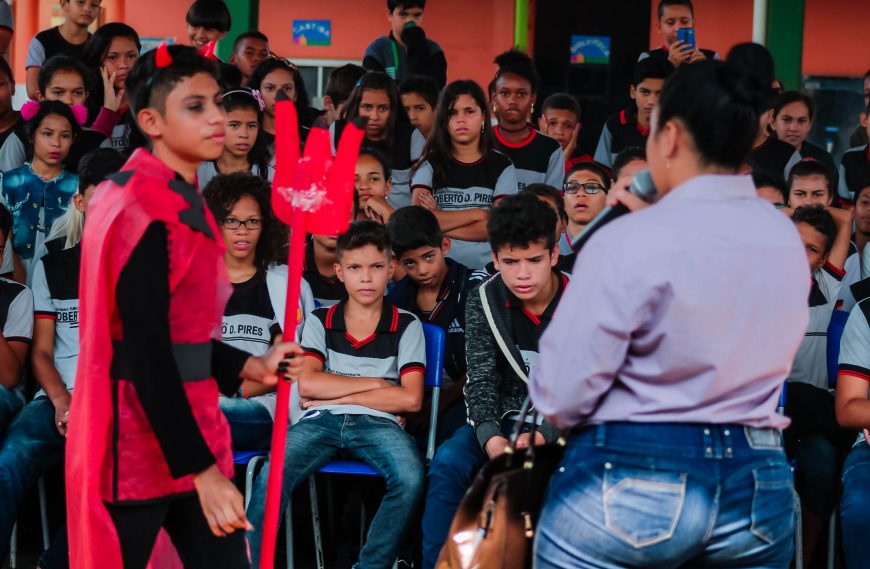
[198,41,218,61]
[155,41,172,69]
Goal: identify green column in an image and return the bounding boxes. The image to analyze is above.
[766,0,804,90]
[217,0,259,61]
[514,0,529,51]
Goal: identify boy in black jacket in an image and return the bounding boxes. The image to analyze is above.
[420,193,568,569]
[363,0,447,88]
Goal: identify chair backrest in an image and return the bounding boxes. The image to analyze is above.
[422,323,445,389]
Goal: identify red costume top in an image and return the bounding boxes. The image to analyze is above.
[66,149,236,568]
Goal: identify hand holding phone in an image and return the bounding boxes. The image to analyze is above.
[676,27,696,51]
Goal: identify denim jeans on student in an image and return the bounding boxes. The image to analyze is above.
[422,422,525,569]
[219,396,273,451]
[0,385,23,433]
[246,410,424,569]
[534,422,795,569]
[0,396,65,560]
[840,440,870,569]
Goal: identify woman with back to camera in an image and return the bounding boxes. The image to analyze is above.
[531,60,810,568]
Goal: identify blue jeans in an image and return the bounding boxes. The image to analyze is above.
[0,396,65,559]
[535,423,795,569]
[840,441,870,569]
[219,397,273,451]
[792,433,841,516]
[421,424,487,569]
[246,411,424,569]
[0,385,23,433]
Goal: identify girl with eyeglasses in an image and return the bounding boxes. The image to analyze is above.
[203,173,315,450]
[411,79,518,270]
[557,162,612,256]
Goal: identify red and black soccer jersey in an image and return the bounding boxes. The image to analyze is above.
[492,125,565,191]
[594,106,650,168]
[387,258,473,383]
[838,145,870,202]
[301,298,426,421]
[749,136,802,180]
[303,239,347,308]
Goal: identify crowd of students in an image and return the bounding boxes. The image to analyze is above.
[0,0,867,567]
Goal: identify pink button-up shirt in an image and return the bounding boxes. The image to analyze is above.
[531,174,809,430]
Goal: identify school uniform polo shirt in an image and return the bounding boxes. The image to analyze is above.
[838,145,870,201]
[492,126,564,191]
[788,262,845,389]
[302,239,346,308]
[26,27,90,70]
[503,271,569,374]
[837,296,870,445]
[0,277,33,344]
[301,299,426,422]
[387,258,472,384]
[411,151,518,269]
[594,106,650,169]
[31,244,80,390]
[749,136,802,181]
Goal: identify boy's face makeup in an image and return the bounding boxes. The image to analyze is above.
[64,0,100,27]
[563,170,608,226]
[399,240,450,289]
[493,72,534,128]
[259,68,296,117]
[187,25,226,48]
[358,89,391,141]
[103,36,139,89]
[447,94,484,146]
[789,174,831,208]
[657,5,694,46]
[335,244,394,305]
[219,195,262,263]
[541,108,578,150]
[796,221,829,272]
[854,188,870,236]
[388,5,424,41]
[494,240,558,302]
[401,92,435,136]
[144,72,226,165]
[231,38,270,80]
[773,101,811,148]
[33,114,74,168]
[630,78,665,127]
[354,154,391,208]
[224,108,259,159]
[42,71,87,106]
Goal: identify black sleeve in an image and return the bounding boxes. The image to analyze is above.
[211,339,250,396]
[116,222,215,479]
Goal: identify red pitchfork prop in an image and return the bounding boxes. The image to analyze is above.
[260,93,364,569]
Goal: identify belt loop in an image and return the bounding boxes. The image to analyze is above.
[594,424,606,448]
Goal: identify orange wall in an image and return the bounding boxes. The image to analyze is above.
[803,0,870,77]
[259,0,516,93]
[647,0,868,78]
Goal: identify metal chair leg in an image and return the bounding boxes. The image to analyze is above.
[285,498,294,569]
[794,490,804,569]
[244,455,264,510]
[309,476,324,569]
[9,521,16,569]
[38,477,49,550]
[827,510,837,569]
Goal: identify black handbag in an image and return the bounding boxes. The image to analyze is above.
[435,397,566,569]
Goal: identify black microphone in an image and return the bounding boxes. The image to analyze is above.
[570,169,658,252]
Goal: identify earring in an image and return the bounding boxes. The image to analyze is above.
[492,102,497,114]
[530,103,535,115]
[481,123,485,133]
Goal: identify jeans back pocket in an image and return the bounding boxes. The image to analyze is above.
[750,463,795,545]
[603,463,687,548]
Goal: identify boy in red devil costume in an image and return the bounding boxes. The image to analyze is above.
[65,44,303,568]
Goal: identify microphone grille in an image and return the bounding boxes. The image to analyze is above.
[629,170,658,202]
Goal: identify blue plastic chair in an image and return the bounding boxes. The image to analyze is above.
[306,323,446,569]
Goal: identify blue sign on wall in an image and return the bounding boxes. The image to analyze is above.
[570,35,611,65]
[293,20,332,47]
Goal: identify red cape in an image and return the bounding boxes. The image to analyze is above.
[66,149,217,568]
